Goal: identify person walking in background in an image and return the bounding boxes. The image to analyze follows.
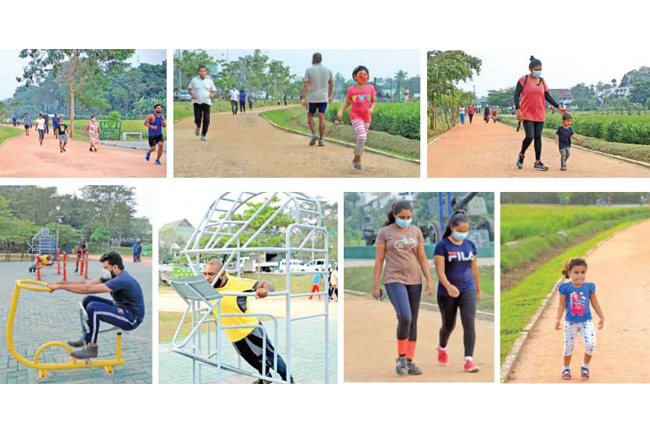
[467,106,474,124]
[43,111,50,135]
[52,114,60,138]
[187,65,216,141]
[230,87,240,115]
[248,92,254,110]
[459,106,466,124]
[35,113,46,145]
[239,88,247,114]
[310,272,323,300]
[82,115,101,153]
[12,116,17,127]
[301,52,333,147]
[483,106,490,123]
[23,114,31,135]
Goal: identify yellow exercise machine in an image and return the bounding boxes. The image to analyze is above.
[6,279,125,380]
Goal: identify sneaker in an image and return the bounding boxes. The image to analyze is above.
[89,147,93,152]
[309,135,318,146]
[201,135,207,141]
[67,339,85,348]
[396,356,408,376]
[437,347,449,365]
[195,127,200,136]
[155,159,162,166]
[352,160,362,171]
[70,345,98,359]
[560,166,567,171]
[562,368,571,380]
[464,359,479,372]
[581,366,590,380]
[534,161,549,171]
[516,154,525,169]
[145,152,150,162]
[407,360,423,375]
[318,139,325,147]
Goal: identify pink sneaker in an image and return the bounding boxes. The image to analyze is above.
[437,347,449,366]
[464,359,479,373]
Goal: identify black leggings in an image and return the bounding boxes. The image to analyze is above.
[233,325,294,383]
[468,114,473,123]
[193,103,211,136]
[438,290,477,357]
[239,101,246,113]
[231,100,238,115]
[520,120,545,160]
[385,283,422,341]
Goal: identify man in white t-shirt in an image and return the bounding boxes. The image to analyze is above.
[229,87,240,116]
[36,113,46,145]
[301,52,333,147]
[187,65,216,141]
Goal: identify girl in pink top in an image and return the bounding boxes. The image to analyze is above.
[337,66,377,171]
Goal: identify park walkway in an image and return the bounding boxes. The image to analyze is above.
[428,119,650,177]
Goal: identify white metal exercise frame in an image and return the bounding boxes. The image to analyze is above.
[167,192,330,384]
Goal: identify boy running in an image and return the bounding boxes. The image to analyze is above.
[144,104,165,166]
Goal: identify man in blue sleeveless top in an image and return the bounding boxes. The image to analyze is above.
[144,104,166,166]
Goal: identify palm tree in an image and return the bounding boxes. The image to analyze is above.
[394,70,408,102]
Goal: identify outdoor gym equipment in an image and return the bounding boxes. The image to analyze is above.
[6,280,126,380]
[99,120,121,141]
[167,192,330,384]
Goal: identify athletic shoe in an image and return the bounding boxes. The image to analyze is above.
[70,345,98,359]
[201,135,207,141]
[60,149,63,153]
[352,160,362,171]
[318,139,325,147]
[464,359,479,372]
[516,154,525,169]
[195,127,200,137]
[155,159,162,166]
[67,339,84,348]
[560,166,567,171]
[396,356,408,376]
[309,135,318,146]
[89,147,93,152]
[437,347,449,365]
[562,368,571,380]
[534,161,549,171]
[581,366,590,380]
[407,360,423,375]
[145,152,150,162]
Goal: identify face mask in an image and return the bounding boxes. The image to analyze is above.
[532,70,542,78]
[452,231,469,241]
[356,75,368,84]
[395,218,412,228]
[101,269,112,280]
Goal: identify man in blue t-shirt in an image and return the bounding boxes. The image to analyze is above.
[555,113,582,171]
[48,251,145,360]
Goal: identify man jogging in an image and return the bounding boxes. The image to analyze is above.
[144,104,165,166]
[48,252,145,360]
[187,65,216,141]
[301,52,333,147]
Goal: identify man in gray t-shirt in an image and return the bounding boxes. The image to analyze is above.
[301,52,333,147]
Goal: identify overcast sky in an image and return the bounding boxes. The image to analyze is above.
[456,49,649,97]
[156,190,339,227]
[56,185,153,220]
[0,49,166,100]
[193,49,419,80]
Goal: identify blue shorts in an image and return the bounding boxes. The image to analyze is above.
[307,102,328,115]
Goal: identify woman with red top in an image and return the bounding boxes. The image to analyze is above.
[514,56,566,171]
[337,65,378,171]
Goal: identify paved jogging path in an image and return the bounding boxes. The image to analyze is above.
[344,294,494,382]
[506,219,650,383]
[0,129,166,178]
[174,105,419,178]
[427,119,650,178]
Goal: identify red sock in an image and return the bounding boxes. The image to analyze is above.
[397,339,408,356]
[406,340,417,360]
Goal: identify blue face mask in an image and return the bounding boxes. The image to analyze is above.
[452,230,469,241]
[532,70,542,78]
[395,218,412,228]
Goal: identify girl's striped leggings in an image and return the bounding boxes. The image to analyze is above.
[352,119,370,156]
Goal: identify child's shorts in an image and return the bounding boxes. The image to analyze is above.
[564,319,596,356]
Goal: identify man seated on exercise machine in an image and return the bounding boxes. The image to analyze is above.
[203,259,294,384]
[47,251,145,360]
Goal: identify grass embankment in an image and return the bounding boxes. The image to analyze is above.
[174,100,284,122]
[500,221,639,364]
[344,265,494,314]
[500,116,650,165]
[0,125,26,147]
[159,274,319,342]
[260,107,420,160]
[501,205,650,273]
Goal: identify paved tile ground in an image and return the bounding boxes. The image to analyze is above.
[159,317,338,384]
[0,260,152,384]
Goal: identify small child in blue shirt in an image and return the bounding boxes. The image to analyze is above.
[555,113,582,171]
[555,257,605,380]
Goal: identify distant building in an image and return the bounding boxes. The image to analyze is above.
[549,89,573,108]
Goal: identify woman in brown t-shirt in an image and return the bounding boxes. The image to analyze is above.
[373,201,435,376]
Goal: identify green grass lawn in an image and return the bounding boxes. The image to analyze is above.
[500,116,650,164]
[344,265,494,314]
[500,221,636,364]
[174,100,285,122]
[260,107,420,160]
[0,125,25,146]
